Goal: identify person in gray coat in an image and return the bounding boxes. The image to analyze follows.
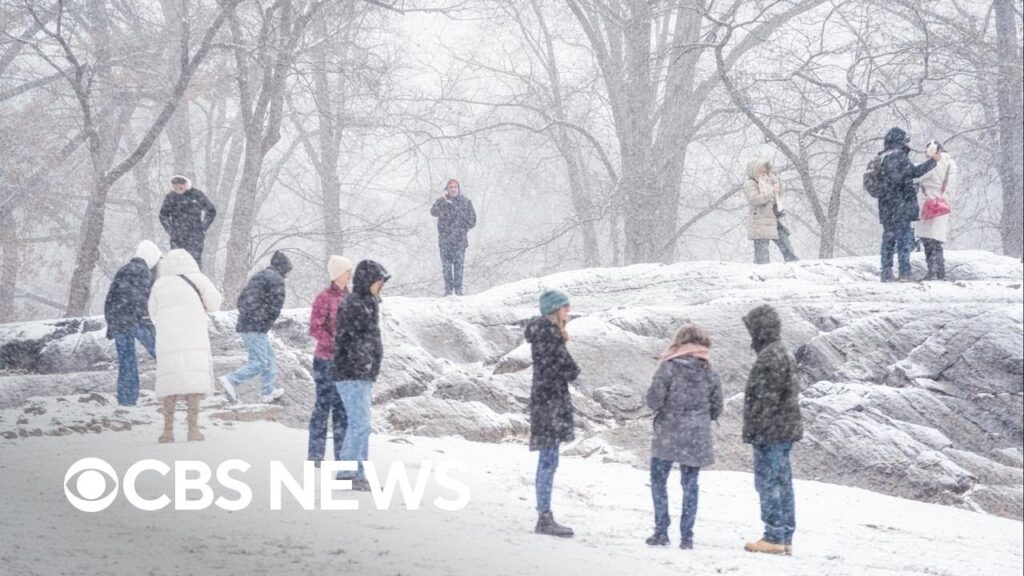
[644,324,723,549]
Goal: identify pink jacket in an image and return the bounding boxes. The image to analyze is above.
[309,283,349,359]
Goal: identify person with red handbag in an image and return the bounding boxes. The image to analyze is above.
[915,141,956,281]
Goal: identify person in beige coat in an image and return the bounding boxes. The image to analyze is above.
[745,159,798,264]
[915,141,956,281]
[148,249,223,443]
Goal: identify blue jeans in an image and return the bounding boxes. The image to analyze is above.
[650,457,700,542]
[335,379,373,480]
[227,332,277,396]
[308,358,346,462]
[753,223,798,264]
[753,442,796,545]
[440,243,466,295]
[112,326,156,406]
[880,221,914,279]
[535,444,560,513]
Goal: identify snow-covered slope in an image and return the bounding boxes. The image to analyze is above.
[0,406,1020,576]
[1,251,1022,519]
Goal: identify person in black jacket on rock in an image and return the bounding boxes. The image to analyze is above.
[333,259,390,491]
[218,251,291,404]
[875,128,939,282]
[159,175,217,268]
[430,179,476,296]
[104,240,162,406]
[525,289,579,538]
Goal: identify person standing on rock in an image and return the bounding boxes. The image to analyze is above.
[741,304,803,555]
[219,251,292,404]
[429,178,477,296]
[159,176,217,269]
[333,260,390,491]
[644,324,723,549]
[307,255,353,466]
[525,289,579,538]
[148,249,222,443]
[745,160,798,264]
[915,141,956,281]
[104,240,162,406]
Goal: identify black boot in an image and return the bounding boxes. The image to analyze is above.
[645,532,669,546]
[535,511,574,538]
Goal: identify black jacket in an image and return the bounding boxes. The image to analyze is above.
[877,134,936,226]
[103,258,153,338]
[333,260,390,381]
[525,316,580,450]
[430,194,477,249]
[235,252,291,334]
[159,188,217,248]
[741,305,803,445]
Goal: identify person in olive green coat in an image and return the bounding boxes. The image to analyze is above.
[741,304,803,556]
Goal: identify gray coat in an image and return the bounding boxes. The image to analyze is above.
[645,357,724,467]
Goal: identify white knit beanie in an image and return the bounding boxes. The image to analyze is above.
[328,255,354,282]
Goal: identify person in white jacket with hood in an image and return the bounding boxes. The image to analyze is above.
[148,249,222,443]
[915,141,957,281]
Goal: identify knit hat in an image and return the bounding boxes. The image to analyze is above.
[328,255,353,282]
[539,289,570,316]
[270,250,292,276]
[133,240,162,269]
[170,175,192,189]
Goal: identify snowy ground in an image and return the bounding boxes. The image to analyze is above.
[0,404,1021,576]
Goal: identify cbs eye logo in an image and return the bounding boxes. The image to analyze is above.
[63,458,119,512]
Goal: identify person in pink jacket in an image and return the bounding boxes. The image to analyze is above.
[307,255,353,465]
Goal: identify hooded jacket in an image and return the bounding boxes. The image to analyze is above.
[877,128,937,227]
[430,189,477,249]
[235,251,292,334]
[159,187,217,249]
[333,260,390,381]
[646,355,723,466]
[103,240,162,338]
[525,316,580,450]
[745,159,782,241]
[741,305,803,445]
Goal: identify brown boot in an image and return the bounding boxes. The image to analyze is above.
[159,396,176,443]
[744,539,788,555]
[186,394,205,442]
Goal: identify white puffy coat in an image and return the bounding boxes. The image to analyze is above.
[915,154,957,243]
[745,159,782,240]
[148,249,222,398]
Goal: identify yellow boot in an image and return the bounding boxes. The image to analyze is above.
[744,539,789,555]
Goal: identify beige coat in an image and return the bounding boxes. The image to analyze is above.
[745,159,781,240]
[915,154,956,243]
[148,249,222,398]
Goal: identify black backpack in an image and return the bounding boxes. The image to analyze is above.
[863,151,892,198]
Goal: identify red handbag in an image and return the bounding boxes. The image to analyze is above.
[921,163,951,219]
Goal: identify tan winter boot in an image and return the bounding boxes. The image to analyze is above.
[186,394,205,442]
[744,539,789,555]
[159,396,176,443]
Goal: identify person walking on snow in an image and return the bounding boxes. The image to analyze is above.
[219,251,292,404]
[307,255,353,466]
[333,260,390,491]
[104,240,162,406]
[430,178,476,296]
[159,175,217,268]
[741,304,803,555]
[644,324,723,549]
[915,141,956,281]
[745,159,799,264]
[148,249,222,443]
[526,289,579,538]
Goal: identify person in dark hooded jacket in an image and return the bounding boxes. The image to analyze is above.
[104,240,162,406]
[525,289,579,538]
[875,128,939,282]
[159,176,217,268]
[333,259,390,491]
[218,251,291,404]
[741,304,802,556]
[430,179,477,296]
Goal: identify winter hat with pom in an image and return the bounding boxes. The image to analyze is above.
[328,255,354,282]
[539,289,570,316]
[134,240,162,269]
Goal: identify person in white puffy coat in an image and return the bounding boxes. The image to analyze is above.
[915,141,957,281]
[148,249,222,443]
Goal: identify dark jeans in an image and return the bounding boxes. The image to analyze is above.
[753,442,796,545]
[439,243,466,295]
[535,444,560,513]
[922,238,945,279]
[880,221,914,280]
[308,357,346,463]
[112,326,156,406]
[753,223,798,264]
[650,457,700,542]
[170,237,204,268]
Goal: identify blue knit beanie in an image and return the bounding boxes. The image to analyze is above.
[539,289,570,316]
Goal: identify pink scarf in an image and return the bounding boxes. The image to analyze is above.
[658,343,711,365]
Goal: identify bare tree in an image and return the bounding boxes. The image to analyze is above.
[993,0,1023,257]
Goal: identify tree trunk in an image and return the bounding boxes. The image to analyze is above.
[0,208,20,322]
[993,0,1024,257]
